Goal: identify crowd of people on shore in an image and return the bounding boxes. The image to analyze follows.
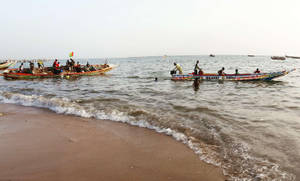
[17,59,109,74]
[172,61,261,75]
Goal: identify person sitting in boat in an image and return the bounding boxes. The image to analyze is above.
[37,60,44,70]
[89,65,96,71]
[56,62,61,70]
[53,59,58,68]
[194,60,200,74]
[18,63,24,73]
[235,69,239,75]
[39,60,44,68]
[103,59,109,68]
[53,61,62,74]
[67,59,74,71]
[75,62,82,72]
[30,61,34,70]
[37,62,42,69]
[70,59,75,67]
[82,62,90,72]
[173,63,183,74]
[66,60,70,67]
[254,68,260,74]
[218,67,225,76]
[65,60,74,71]
[29,61,35,74]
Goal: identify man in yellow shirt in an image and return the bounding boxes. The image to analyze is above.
[173,63,183,74]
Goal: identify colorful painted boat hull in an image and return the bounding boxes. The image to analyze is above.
[171,69,295,81]
[3,65,116,80]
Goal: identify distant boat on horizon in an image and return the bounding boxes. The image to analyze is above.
[285,55,300,59]
[248,55,255,57]
[271,56,286,60]
[209,54,215,57]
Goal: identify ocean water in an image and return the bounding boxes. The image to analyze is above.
[0,55,300,180]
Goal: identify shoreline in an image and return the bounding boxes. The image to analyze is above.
[0,103,225,181]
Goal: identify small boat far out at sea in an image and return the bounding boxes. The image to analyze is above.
[271,56,286,60]
[209,54,215,57]
[248,55,255,57]
[2,64,117,80]
[170,69,295,81]
[285,55,300,59]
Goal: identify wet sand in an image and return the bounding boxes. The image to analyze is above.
[0,104,225,181]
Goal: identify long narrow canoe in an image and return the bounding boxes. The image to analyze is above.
[0,62,16,70]
[2,64,116,80]
[171,69,295,81]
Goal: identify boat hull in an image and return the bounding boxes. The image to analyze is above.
[271,56,286,60]
[171,69,295,81]
[0,62,15,70]
[3,65,116,80]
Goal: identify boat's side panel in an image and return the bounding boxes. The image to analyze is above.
[4,73,61,79]
[3,65,115,79]
[64,66,114,77]
[171,70,293,81]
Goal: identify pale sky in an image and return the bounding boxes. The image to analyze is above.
[0,0,300,59]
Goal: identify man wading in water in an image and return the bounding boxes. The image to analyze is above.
[193,78,200,91]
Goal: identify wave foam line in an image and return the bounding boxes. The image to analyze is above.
[0,92,221,166]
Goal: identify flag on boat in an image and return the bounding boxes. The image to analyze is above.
[69,52,74,58]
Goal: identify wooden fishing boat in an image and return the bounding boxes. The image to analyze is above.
[2,64,116,80]
[0,61,15,70]
[171,69,295,81]
[271,56,286,60]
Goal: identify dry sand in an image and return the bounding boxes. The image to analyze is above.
[0,104,225,181]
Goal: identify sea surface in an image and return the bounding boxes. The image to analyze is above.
[1,55,300,180]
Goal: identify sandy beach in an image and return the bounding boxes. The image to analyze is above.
[0,103,225,181]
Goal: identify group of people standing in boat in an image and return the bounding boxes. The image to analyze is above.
[172,61,261,75]
[51,59,99,74]
[17,59,106,74]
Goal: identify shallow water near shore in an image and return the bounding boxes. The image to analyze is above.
[1,55,300,180]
